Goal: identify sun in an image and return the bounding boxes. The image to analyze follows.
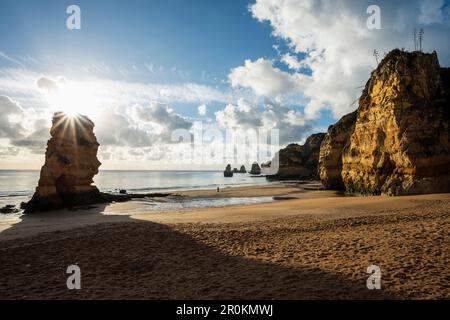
[43,81,99,118]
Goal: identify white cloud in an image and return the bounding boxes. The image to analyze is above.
[36,76,66,93]
[94,102,192,149]
[198,103,207,116]
[216,99,262,128]
[90,101,194,152]
[0,95,26,139]
[10,118,50,154]
[228,58,306,97]
[0,69,238,111]
[0,95,50,156]
[249,0,450,119]
[95,108,155,148]
[0,146,20,157]
[281,53,302,70]
[215,98,312,144]
[132,101,193,142]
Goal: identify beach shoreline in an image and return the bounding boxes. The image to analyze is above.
[0,184,449,299]
[0,182,334,238]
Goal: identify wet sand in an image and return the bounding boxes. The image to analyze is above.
[0,184,449,299]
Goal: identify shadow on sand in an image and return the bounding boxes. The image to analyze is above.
[0,206,397,299]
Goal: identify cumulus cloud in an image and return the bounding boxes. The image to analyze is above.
[215,98,311,144]
[36,76,66,93]
[215,98,262,128]
[95,109,155,148]
[133,102,192,140]
[10,118,50,154]
[281,53,302,71]
[0,95,25,139]
[198,103,207,116]
[0,146,20,157]
[228,58,306,97]
[248,0,450,119]
[94,101,193,151]
[0,96,50,155]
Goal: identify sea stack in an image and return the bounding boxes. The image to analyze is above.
[249,162,261,175]
[224,164,233,177]
[23,113,103,213]
[320,49,450,195]
[267,133,325,180]
[239,165,247,173]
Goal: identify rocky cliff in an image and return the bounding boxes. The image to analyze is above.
[338,50,450,195]
[319,111,357,189]
[268,133,325,180]
[24,113,104,212]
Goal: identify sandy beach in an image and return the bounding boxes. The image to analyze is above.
[0,184,449,299]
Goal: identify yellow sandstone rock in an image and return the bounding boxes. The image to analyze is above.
[24,112,102,212]
[336,49,450,195]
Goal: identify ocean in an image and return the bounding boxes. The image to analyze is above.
[0,170,272,216]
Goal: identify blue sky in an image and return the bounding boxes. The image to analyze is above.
[1,0,449,169]
[0,0,278,82]
[0,0,307,120]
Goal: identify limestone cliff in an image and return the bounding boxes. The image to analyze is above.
[268,133,325,180]
[24,113,103,212]
[340,50,450,195]
[319,111,357,189]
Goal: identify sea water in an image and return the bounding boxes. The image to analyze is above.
[0,170,272,216]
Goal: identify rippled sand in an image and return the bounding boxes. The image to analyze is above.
[0,185,448,299]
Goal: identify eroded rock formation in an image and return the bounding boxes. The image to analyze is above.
[224,164,233,177]
[24,113,104,212]
[319,111,357,189]
[267,133,325,180]
[323,50,450,195]
[249,162,261,175]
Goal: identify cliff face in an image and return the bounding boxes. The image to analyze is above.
[268,133,325,180]
[24,113,102,212]
[340,50,450,195]
[319,111,357,189]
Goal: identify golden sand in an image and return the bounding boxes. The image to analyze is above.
[0,185,448,299]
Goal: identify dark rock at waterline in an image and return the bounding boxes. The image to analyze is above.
[128,192,172,198]
[0,205,19,214]
[249,162,261,175]
[224,164,233,177]
[22,191,174,213]
[273,196,298,201]
[22,191,132,213]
